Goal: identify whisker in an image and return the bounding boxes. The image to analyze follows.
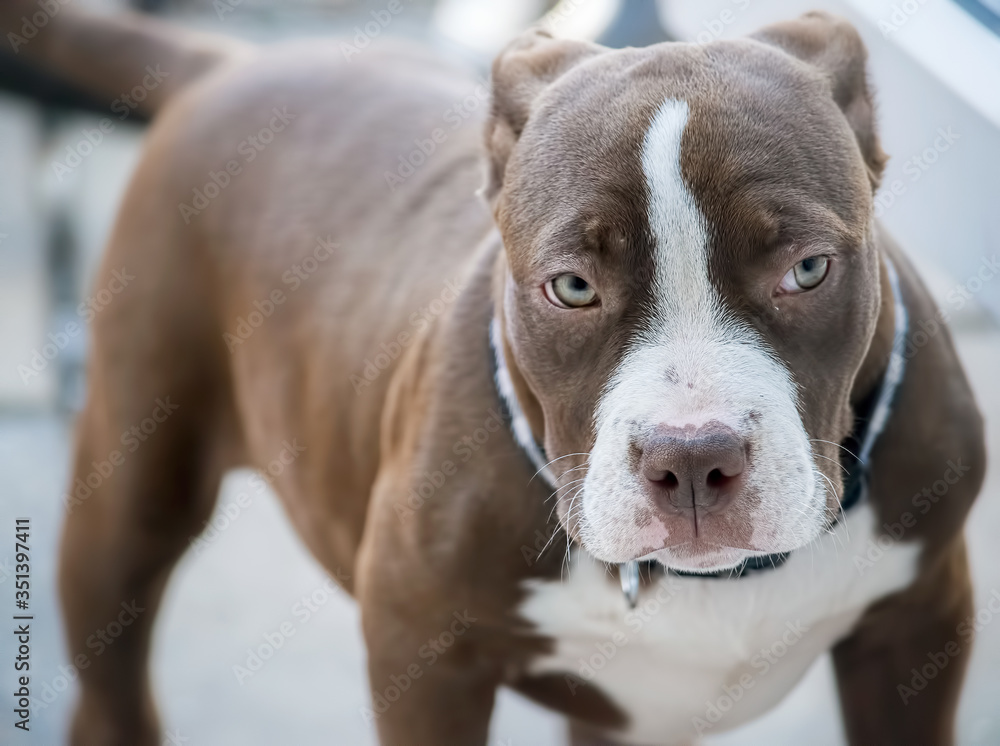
[555,464,590,480]
[820,474,851,549]
[809,439,860,462]
[541,485,586,564]
[816,471,850,543]
[529,452,590,485]
[812,453,849,474]
[544,477,587,505]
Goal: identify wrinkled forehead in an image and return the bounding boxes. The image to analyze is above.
[498,38,873,265]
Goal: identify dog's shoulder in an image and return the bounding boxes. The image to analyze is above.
[358,233,564,606]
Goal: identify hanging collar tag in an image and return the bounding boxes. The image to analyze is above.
[619,560,640,609]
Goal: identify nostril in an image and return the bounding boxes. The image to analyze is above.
[705,468,742,495]
[706,468,726,488]
[644,469,680,489]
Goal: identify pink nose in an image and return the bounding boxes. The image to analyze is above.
[639,423,748,518]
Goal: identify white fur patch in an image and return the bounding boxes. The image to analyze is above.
[518,504,920,745]
[579,99,825,569]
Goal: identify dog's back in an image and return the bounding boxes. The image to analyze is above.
[15,10,494,739]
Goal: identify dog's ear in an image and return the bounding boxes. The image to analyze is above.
[483,28,602,202]
[752,11,887,189]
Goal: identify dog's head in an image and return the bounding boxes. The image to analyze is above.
[486,13,889,572]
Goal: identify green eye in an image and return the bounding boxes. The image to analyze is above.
[780,256,830,293]
[545,274,598,308]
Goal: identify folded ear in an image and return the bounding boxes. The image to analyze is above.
[483,28,603,202]
[752,11,887,189]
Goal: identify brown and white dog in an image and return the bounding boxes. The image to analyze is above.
[8,5,987,745]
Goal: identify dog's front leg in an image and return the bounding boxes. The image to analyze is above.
[361,621,498,746]
[355,424,501,743]
[832,538,974,746]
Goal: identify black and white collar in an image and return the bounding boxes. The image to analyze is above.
[492,257,909,608]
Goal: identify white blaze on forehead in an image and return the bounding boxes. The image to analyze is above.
[578,98,825,567]
[640,98,716,327]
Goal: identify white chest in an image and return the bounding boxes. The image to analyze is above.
[517,504,920,745]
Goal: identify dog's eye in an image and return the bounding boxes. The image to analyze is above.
[545,274,598,308]
[778,256,829,293]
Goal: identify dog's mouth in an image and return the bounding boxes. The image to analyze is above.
[642,544,756,573]
[557,454,828,573]
[568,516,760,572]
[568,499,823,572]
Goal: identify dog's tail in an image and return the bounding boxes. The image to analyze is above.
[0,2,251,121]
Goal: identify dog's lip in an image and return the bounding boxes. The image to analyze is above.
[642,537,757,555]
[645,544,752,573]
[575,537,756,568]
[565,482,823,564]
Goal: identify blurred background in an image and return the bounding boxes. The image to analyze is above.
[0,0,997,743]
